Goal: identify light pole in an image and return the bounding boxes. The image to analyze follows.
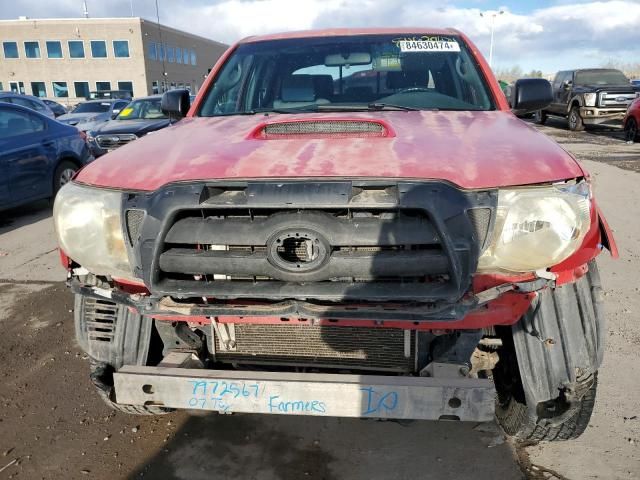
[479,10,504,69]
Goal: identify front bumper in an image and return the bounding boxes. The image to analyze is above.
[580,106,627,125]
[113,364,495,421]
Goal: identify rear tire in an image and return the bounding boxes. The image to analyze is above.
[568,106,584,131]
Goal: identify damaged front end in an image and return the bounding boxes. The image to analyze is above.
[54,178,613,431]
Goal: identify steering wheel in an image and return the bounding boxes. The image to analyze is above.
[395,87,432,94]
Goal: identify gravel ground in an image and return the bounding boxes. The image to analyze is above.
[0,118,638,480]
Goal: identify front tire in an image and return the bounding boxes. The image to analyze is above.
[53,160,78,195]
[494,261,603,441]
[568,106,585,131]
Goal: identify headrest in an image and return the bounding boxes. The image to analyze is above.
[386,71,428,90]
[281,75,316,102]
[312,75,334,98]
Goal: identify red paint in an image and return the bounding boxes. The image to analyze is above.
[151,291,533,331]
[597,204,619,258]
[58,249,71,270]
[75,111,584,191]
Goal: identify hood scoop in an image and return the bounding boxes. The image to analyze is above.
[253,119,393,139]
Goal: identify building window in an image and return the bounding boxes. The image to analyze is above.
[158,43,165,61]
[46,41,63,58]
[0,82,3,91]
[3,42,19,58]
[52,81,68,97]
[117,81,133,96]
[190,49,196,66]
[96,81,111,91]
[74,81,90,99]
[152,81,159,94]
[90,40,107,58]
[148,41,157,60]
[24,41,41,58]
[31,82,47,97]
[183,48,189,64]
[113,40,129,58]
[167,46,175,63]
[68,41,85,58]
[176,47,182,64]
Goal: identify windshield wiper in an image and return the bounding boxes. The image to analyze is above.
[367,103,422,111]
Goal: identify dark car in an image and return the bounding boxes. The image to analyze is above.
[87,95,170,157]
[0,92,55,119]
[58,99,130,132]
[536,68,640,130]
[42,99,68,117]
[0,103,93,211]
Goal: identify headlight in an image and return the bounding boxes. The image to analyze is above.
[583,93,597,107]
[478,181,591,273]
[54,182,133,279]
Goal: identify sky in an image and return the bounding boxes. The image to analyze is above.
[1,0,639,73]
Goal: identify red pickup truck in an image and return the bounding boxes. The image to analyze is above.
[54,28,617,441]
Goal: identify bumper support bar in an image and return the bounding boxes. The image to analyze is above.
[114,366,495,421]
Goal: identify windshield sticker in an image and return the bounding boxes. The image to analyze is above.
[119,107,133,117]
[394,36,460,53]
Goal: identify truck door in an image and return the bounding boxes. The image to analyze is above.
[548,71,565,113]
[557,71,574,112]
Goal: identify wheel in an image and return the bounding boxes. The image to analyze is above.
[90,360,172,415]
[568,106,584,131]
[76,275,174,415]
[494,261,603,441]
[496,357,597,442]
[625,117,638,143]
[534,109,547,125]
[53,160,78,194]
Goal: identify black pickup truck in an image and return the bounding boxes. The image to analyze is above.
[536,68,639,130]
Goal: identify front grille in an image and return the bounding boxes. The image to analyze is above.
[260,120,388,138]
[96,133,137,149]
[132,181,493,305]
[125,209,145,246]
[214,324,414,372]
[598,92,636,108]
[467,207,492,250]
[159,209,447,286]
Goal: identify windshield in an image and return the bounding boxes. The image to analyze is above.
[575,70,629,85]
[72,102,112,114]
[198,34,494,116]
[116,98,167,120]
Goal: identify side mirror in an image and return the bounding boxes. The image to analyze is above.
[161,89,191,120]
[563,80,573,90]
[511,78,553,114]
[111,109,120,119]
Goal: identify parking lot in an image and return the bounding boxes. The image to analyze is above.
[1,119,639,480]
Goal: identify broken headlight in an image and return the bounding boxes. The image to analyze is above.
[478,181,591,272]
[53,182,133,279]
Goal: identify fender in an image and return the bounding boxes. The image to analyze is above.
[597,205,618,258]
[566,94,583,113]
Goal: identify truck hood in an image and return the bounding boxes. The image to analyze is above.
[90,118,170,136]
[58,112,106,124]
[76,111,584,191]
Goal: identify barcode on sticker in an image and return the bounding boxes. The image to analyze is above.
[399,41,460,53]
